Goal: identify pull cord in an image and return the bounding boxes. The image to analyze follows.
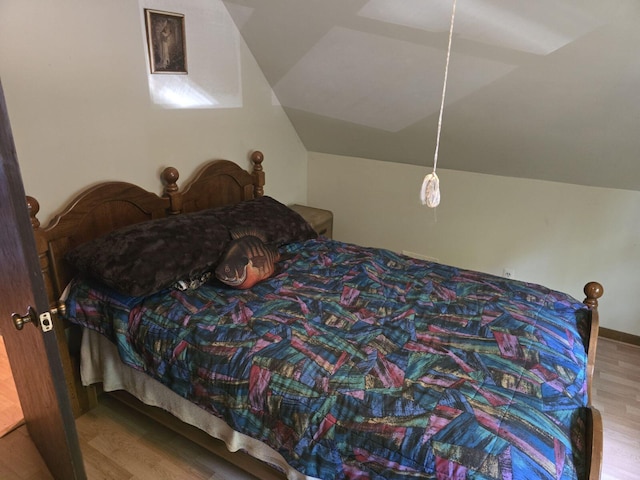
[421,0,457,208]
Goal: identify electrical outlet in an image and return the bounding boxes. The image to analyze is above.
[503,268,515,279]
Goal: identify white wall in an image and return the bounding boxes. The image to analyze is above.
[308,152,640,337]
[0,0,307,224]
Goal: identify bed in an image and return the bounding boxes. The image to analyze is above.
[28,150,604,480]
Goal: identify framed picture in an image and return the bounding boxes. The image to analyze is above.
[144,9,187,74]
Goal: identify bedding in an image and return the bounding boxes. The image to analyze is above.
[65,237,590,480]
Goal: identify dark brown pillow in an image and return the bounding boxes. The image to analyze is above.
[65,196,316,297]
[66,211,231,297]
[202,196,317,246]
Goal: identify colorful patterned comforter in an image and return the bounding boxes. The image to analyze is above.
[66,238,590,480]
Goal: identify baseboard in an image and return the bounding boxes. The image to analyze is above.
[599,327,640,347]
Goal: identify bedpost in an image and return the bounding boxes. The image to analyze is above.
[162,166,182,214]
[583,281,603,405]
[583,282,603,309]
[586,406,604,480]
[251,151,265,197]
[27,195,97,417]
[27,195,40,229]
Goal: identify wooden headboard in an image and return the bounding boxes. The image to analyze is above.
[27,150,265,415]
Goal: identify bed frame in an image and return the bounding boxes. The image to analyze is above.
[27,150,604,479]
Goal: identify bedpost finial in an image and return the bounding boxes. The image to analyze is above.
[162,167,180,194]
[251,151,265,197]
[161,167,182,215]
[26,196,40,229]
[251,151,264,170]
[583,281,603,308]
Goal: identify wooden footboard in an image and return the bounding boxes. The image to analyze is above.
[586,406,604,480]
[582,282,604,480]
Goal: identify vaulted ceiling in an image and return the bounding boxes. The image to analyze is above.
[222,0,640,191]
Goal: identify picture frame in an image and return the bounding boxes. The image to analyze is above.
[144,9,187,74]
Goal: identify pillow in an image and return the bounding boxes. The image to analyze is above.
[201,196,317,246]
[65,196,315,297]
[66,211,231,297]
[215,228,280,289]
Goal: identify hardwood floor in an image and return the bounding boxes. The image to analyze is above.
[0,336,24,437]
[591,338,640,480]
[76,396,258,480]
[0,336,638,479]
[0,395,257,480]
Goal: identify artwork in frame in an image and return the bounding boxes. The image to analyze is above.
[144,9,187,74]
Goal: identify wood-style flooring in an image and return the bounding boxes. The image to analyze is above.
[591,338,640,480]
[76,396,258,480]
[0,336,24,437]
[0,336,638,479]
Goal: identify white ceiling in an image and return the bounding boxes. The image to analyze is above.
[222,0,640,191]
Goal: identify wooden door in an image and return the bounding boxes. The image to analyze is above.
[0,80,86,478]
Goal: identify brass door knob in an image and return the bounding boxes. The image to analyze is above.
[12,306,39,330]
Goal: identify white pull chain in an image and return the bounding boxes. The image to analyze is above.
[421,0,457,208]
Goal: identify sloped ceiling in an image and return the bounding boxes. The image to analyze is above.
[222,0,640,191]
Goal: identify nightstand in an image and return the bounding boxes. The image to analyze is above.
[290,204,333,238]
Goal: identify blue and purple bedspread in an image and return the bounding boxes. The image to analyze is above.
[66,238,590,480]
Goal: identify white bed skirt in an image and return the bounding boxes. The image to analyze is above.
[81,328,317,480]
